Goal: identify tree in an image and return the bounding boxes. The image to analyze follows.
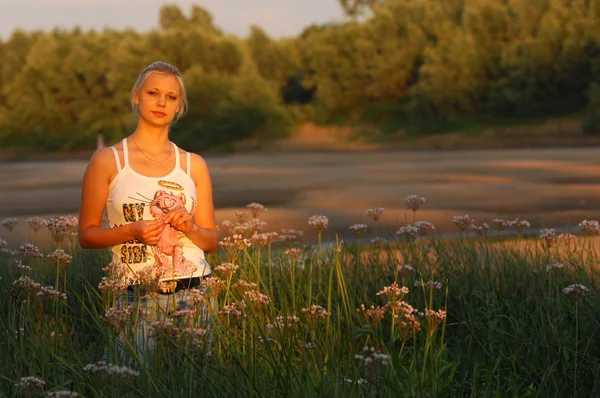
[338,0,383,16]
[159,5,188,30]
[246,26,301,85]
[190,4,223,35]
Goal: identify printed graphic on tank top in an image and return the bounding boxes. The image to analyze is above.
[106,138,210,281]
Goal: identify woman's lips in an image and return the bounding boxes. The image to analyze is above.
[152,111,166,117]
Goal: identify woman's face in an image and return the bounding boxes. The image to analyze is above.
[134,73,181,126]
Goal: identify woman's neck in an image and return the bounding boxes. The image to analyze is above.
[131,121,171,149]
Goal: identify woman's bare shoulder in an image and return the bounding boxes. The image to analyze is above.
[186,152,210,181]
[90,147,117,164]
[85,147,119,179]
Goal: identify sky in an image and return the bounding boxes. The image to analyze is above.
[0,0,347,40]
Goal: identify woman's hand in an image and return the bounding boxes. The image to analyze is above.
[130,219,166,245]
[163,206,194,234]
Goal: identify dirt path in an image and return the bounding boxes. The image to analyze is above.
[1,147,599,246]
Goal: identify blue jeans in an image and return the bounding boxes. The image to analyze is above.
[107,286,215,364]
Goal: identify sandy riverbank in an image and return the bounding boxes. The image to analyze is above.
[1,147,599,247]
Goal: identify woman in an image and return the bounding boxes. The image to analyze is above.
[78,61,218,357]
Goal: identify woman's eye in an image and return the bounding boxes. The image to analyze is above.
[148,91,157,96]
[169,96,177,100]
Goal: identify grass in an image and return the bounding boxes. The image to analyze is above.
[1,210,600,397]
[352,103,587,144]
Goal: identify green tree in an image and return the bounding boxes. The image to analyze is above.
[246,26,300,85]
[175,63,291,151]
[190,4,223,35]
[159,5,188,30]
[338,0,383,16]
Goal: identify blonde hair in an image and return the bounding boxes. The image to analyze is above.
[131,61,188,121]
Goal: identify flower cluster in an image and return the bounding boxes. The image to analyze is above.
[246,202,267,218]
[397,264,414,278]
[219,234,252,261]
[366,207,384,221]
[539,228,557,248]
[83,361,140,377]
[47,249,72,264]
[404,195,425,211]
[308,215,329,231]
[358,304,386,328]
[376,282,409,301]
[396,225,419,241]
[388,300,422,340]
[301,305,328,320]
[285,248,302,261]
[349,224,368,237]
[506,218,531,233]
[221,302,247,320]
[243,290,271,305]
[424,309,446,334]
[267,315,300,331]
[186,287,209,307]
[546,263,565,272]
[11,276,42,297]
[579,220,600,235]
[251,232,279,246]
[46,215,77,244]
[414,221,436,236]
[277,229,304,243]
[98,262,131,296]
[214,262,239,279]
[14,260,32,272]
[414,280,444,290]
[344,378,368,386]
[470,223,490,237]
[234,210,249,222]
[1,217,18,231]
[103,305,134,334]
[15,376,46,391]
[134,265,165,293]
[20,243,44,258]
[231,219,268,236]
[234,279,258,293]
[26,216,47,232]
[453,215,474,231]
[558,233,576,245]
[563,284,589,298]
[202,276,226,298]
[355,346,391,366]
[37,286,67,301]
[492,218,507,231]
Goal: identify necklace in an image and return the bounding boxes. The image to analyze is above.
[130,135,172,163]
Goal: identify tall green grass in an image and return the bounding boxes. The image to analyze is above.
[1,220,599,397]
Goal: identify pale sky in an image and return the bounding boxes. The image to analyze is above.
[0,0,347,40]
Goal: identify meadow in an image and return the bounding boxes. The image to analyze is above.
[1,197,599,397]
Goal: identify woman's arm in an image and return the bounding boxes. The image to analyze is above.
[189,154,218,253]
[78,149,165,249]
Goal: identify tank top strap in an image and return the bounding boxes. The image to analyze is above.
[109,146,122,173]
[122,138,130,167]
[186,151,191,177]
[173,142,181,169]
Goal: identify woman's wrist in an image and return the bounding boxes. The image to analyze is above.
[123,222,137,241]
[185,223,198,236]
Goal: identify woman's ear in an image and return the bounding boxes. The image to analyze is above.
[133,89,139,105]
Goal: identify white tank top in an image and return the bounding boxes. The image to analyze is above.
[106,138,210,281]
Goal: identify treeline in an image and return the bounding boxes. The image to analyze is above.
[1,0,600,152]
